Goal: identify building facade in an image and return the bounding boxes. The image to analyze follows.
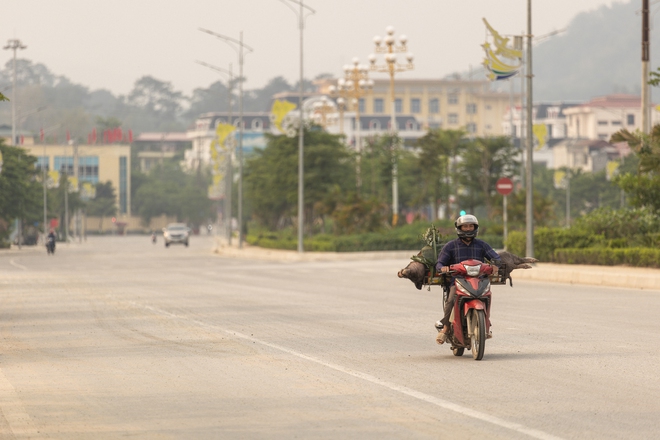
[315,77,517,137]
[22,143,131,216]
[563,94,658,140]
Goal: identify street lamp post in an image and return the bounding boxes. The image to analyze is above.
[3,39,27,146]
[525,0,534,259]
[369,26,414,226]
[328,58,374,188]
[311,96,335,128]
[199,28,253,249]
[277,0,315,253]
[196,60,235,245]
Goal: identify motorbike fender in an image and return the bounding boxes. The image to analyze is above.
[463,299,485,315]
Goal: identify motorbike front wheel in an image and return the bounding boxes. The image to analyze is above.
[452,347,464,356]
[471,309,486,360]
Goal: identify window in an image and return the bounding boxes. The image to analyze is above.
[119,156,127,214]
[251,118,263,130]
[466,123,477,133]
[448,93,458,105]
[547,124,553,139]
[411,98,421,113]
[35,156,49,172]
[429,122,442,129]
[374,98,384,113]
[429,98,439,114]
[611,120,622,126]
[448,113,459,124]
[369,120,380,130]
[395,99,402,113]
[54,156,74,175]
[359,98,365,114]
[598,134,609,140]
[78,156,99,184]
[406,120,417,130]
[466,103,477,114]
[627,114,635,125]
[597,120,608,126]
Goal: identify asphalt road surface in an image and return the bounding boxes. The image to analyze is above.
[1,236,659,439]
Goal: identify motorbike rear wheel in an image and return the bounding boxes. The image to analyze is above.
[471,309,486,360]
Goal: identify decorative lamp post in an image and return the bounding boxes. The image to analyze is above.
[312,96,335,128]
[328,57,373,187]
[369,26,413,226]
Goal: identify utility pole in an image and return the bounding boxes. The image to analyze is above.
[3,39,27,146]
[525,0,534,259]
[642,0,650,134]
[199,28,253,249]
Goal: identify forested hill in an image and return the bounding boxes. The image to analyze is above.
[533,0,660,101]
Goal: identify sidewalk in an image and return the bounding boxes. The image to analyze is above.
[213,238,660,291]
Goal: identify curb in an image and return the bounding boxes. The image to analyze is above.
[213,240,660,291]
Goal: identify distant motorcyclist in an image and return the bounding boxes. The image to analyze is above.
[435,214,500,344]
[46,229,56,254]
[151,231,157,244]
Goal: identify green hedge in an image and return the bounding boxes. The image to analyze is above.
[505,228,605,261]
[246,222,449,252]
[554,247,660,268]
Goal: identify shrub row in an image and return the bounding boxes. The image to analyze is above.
[554,247,660,268]
[505,228,605,262]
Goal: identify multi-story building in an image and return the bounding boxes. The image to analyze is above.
[563,94,658,140]
[132,132,191,173]
[315,77,517,137]
[21,143,131,216]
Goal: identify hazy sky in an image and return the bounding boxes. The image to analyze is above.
[2,0,622,96]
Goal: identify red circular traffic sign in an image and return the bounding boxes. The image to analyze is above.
[496,177,514,196]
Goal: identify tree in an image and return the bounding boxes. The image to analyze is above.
[86,181,117,232]
[126,76,184,122]
[414,128,466,220]
[244,126,354,231]
[456,136,519,218]
[0,142,43,246]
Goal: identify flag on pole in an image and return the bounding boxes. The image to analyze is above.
[40,127,44,142]
[92,128,97,144]
[128,129,133,143]
[66,130,71,142]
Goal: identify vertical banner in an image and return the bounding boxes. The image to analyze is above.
[482,18,523,81]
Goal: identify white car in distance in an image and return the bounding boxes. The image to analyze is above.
[162,223,190,247]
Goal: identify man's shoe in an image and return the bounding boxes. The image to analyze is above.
[487,331,493,339]
[434,320,443,332]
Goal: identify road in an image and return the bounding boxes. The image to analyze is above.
[1,235,658,439]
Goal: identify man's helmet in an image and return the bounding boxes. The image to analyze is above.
[455,214,479,239]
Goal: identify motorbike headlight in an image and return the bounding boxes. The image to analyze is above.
[465,264,481,277]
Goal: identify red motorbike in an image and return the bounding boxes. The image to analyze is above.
[442,259,499,360]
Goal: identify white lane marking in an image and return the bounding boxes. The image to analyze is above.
[137,303,564,440]
[0,367,39,437]
[9,259,27,271]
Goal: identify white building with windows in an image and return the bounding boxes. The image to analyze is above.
[563,94,658,140]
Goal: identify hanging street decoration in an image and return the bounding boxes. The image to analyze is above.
[208,122,236,200]
[270,99,297,134]
[533,123,548,150]
[482,18,523,81]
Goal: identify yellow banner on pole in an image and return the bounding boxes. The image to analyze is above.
[606,161,620,181]
[270,99,297,133]
[48,170,60,188]
[554,170,567,189]
[533,124,547,149]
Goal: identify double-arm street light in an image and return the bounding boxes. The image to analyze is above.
[328,58,373,188]
[3,38,27,146]
[199,28,253,249]
[196,60,234,245]
[369,26,413,226]
[277,0,315,253]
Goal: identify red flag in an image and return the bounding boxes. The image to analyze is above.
[103,130,108,144]
[20,135,24,144]
[40,128,44,143]
[88,133,92,144]
[92,128,97,144]
[66,130,70,142]
[128,129,133,143]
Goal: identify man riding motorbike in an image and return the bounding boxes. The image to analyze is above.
[435,214,501,344]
